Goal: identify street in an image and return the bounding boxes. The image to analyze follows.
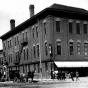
[0,77,88,88]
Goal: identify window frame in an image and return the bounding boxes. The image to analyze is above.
[83,23,87,34]
[69,42,74,55]
[57,41,61,55]
[76,21,80,34]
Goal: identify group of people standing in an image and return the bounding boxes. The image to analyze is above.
[52,70,79,81]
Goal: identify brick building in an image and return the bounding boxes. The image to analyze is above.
[1,3,88,79]
[0,49,3,73]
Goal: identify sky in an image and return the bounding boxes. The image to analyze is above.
[0,0,88,49]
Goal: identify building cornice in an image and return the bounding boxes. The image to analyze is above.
[1,4,88,40]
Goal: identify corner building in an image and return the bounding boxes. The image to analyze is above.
[1,3,88,79]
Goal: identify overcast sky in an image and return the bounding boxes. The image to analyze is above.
[0,0,88,49]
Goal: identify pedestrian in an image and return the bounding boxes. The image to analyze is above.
[76,71,79,81]
[62,71,66,80]
[70,71,74,81]
[60,71,63,80]
[68,72,71,78]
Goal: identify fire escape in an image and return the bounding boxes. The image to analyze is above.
[14,37,28,65]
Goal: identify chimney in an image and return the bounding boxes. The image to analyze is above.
[10,19,15,30]
[29,4,34,17]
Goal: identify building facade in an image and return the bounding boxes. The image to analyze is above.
[0,49,3,73]
[1,4,88,79]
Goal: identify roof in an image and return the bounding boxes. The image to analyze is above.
[49,3,88,13]
[1,3,88,40]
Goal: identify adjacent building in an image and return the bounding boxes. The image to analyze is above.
[1,3,88,79]
[0,49,3,73]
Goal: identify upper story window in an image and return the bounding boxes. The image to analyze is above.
[33,45,36,58]
[37,44,39,57]
[77,40,81,55]
[44,22,47,34]
[25,31,27,40]
[8,40,9,49]
[56,18,60,32]
[32,28,34,38]
[3,42,6,50]
[83,21,87,34]
[23,49,26,60]
[10,39,12,48]
[15,52,17,62]
[68,20,73,34]
[76,21,80,34]
[22,32,25,41]
[69,39,74,55]
[14,37,16,46]
[84,41,88,56]
[17,35,19,45]
[10,54,12,63]
[26,48,28,59]
[45,41,48,56]
[36,26,38,37]
[57,41,61,55]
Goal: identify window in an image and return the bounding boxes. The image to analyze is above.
[56,21,60,32]
[76,23,80,34]
[18,51,19,61]
[69,22,73,33]
[25,31,27,40]
[26,48,28,59]
[57,41,61,55]
[44,22,46,34]
[8,41,9,48]
[77,42,81,55]
[37,44,39,57]
[17,36,19,45]
[11,54,12,63]
[22,32,24,41]
[36,26,38,37]
[10,40,11,48]
[24,49,25,60]
[15,37,16,46]
[83,23,87,34]
[32,28,34,38]
[33,45,36,58]
[45,42,48,55]
[84,43,88,55]
[3,42,6,50]
[16,52,17,62]
[70,42,73,55]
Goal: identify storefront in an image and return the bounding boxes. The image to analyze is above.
[54,61,88,77]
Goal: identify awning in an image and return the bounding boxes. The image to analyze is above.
[54,62,88,67]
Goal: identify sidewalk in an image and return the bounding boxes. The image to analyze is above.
[0,77,88,84]
[38,76,88,84]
